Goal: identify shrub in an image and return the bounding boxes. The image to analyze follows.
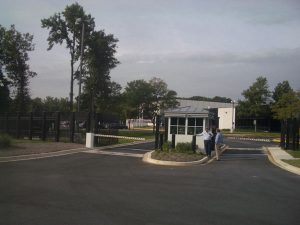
[175,142,193,153]
[162,141,172,152]
[0,134,12,148]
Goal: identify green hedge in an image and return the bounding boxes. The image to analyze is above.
[0,134,12,148]
[175,142,193,153]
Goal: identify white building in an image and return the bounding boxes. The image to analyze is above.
[163,99,236,149]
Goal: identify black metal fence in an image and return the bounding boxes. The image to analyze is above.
[236,117,281,132]
[280,118,299,150]
[0,112,120,144]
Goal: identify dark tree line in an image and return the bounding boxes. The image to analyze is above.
[0,25,36,113]
[237,76,300,121]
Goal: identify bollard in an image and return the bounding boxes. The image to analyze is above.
[86,133,94,148]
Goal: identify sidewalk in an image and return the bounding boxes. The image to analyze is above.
[267,147,300,175]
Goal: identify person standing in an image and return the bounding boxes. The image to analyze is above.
[211,128,216,152]
[215,128,224,161]
[198,128,213,158]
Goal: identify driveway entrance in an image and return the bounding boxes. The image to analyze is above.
[1,139,299,225]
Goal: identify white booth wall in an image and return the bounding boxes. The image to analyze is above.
[167,117,207,150]
[218,107,235,130]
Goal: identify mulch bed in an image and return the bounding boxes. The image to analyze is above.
[0,142,85,157]
[151,151,205,162]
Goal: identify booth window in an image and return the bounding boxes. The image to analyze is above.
[187,118,203,135]
[170,117,186,134]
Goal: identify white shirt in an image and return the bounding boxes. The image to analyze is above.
[198,130,213,140]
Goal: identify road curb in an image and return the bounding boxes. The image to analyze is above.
[0,148,87,163]
[142,151,208,166]
[266,148,300,176]
[142,145,229,166]
[0,140,154,163]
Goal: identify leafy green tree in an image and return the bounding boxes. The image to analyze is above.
[271,90,300,120]
[211,96,232,103]
[272,81,293,103]
[0,69,10,113]
[124,77,178,119]
[149,77,178,111]
[30,97,69,112]
[0,25,36,112]
[0,26,10,113]
[83,81,122,114]
[188,96,232,103]
[237,76,271,117]
[189,96,211,101]
[43,97,69,112]
[124,79,153,118]
[82,30,119,113]
[41,2,95,111]
[30,97,44,112]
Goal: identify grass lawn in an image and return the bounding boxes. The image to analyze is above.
[282,150,300,168]
[94,130,155,146]
[118,129,155,140]
[282,159,300,168]
[224,130,280,139]
[286,150,300,158]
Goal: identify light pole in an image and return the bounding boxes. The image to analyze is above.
[231,100,235,133]
[76,18,85,113]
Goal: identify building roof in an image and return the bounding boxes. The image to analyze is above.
[176,99,234,108]
[163,99,233,118]
[164,105,210,118]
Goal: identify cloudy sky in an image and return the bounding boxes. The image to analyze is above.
[1,0,300,100]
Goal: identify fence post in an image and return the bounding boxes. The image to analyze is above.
[5,112,9,134]
[16,112,20,139]
[296,118,300,150]
[42,112,46,141]
[86,112,91,133]
[280,120,285,149]
[155,115,160,149]
[29,112,33,140]
[192,135,196,153]
[292,118,296,150]
[172,134,175,149]
[69,112,75,143]
[286,119,290,149]
[159,133,164,151]
[55,112,60,142]
[164,117,168,142]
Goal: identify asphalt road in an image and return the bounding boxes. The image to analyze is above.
[0,139,300,225]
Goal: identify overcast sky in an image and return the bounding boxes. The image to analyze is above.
[1,0,300,100]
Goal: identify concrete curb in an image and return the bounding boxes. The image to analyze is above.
[0,148,87,163]
[142,151,208,166]
[142,145,229,166]
[0,140,154,163]
[266,148,300,176]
